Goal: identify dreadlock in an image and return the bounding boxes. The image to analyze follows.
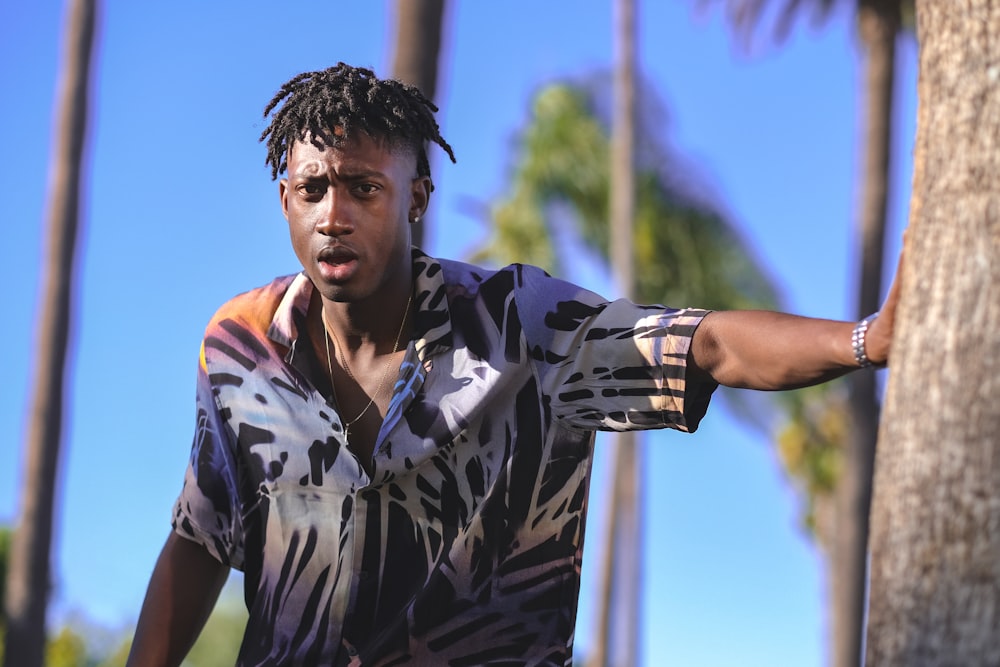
[259,63,456,183]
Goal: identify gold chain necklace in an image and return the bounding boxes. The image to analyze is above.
[322,292,412,440]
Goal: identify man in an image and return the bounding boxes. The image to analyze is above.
[128,63,898,666]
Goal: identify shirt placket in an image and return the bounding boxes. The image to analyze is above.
[338,346,428,661]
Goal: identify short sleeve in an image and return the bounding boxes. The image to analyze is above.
[514,265,718,433]
[171,342,245,569]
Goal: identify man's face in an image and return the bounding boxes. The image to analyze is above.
[280,131,430,304]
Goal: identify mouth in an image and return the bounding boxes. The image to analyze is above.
[318,245,357,265]
[316,245,359,282]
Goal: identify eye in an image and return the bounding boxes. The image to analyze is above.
[353,183,380,196]
[297,182,326,198]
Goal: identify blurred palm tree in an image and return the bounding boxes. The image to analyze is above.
[705,1,914,663]
[390,0,447,248]
[471,83,779,311]
[0,527,7,664]
[472,79,813,664]
[3,0,98,666]
[593,2,641,664]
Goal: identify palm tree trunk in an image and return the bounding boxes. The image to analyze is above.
[831,2,899,666]
[391,0,446,249]
[866,1,1000,662]
[601,435,642,667]
[2,0,97,665]
[590,1,639,665]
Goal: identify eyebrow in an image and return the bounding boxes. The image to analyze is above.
[336,167,388,181]
[289,161,325,179]
[289,165,388,181]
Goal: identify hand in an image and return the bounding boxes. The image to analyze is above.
[864,242,905,367]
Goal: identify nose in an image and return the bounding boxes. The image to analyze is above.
[315,190,353,236]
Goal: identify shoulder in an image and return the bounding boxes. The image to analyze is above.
[415,248,612,321]
[430,255,561,301]
[204,273,300,337]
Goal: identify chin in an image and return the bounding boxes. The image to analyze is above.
[319,283,371,304]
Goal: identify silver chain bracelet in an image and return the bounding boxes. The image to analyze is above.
[851,312,881,369]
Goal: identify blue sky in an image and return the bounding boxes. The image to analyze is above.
[0,1,914,664]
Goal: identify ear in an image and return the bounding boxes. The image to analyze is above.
[408,176,432,223]
[279,179,290,220]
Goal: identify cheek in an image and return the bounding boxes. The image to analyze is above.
[384,218,411,247]
[287,220,311,257]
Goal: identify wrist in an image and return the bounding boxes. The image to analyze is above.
[852,312,885,369]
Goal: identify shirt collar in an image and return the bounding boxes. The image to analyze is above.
[266,248,454,362]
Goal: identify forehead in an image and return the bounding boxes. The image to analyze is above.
[287,129,416,172]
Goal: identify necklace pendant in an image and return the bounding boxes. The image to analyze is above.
[322,291,412,449]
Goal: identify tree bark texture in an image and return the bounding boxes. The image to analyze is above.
[834,3,899,666]
[2,0,97,666]
[391,0,445,248]
[866,1,1000,664]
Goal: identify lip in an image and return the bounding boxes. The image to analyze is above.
[316,245,359,282]
[319,244,356,260]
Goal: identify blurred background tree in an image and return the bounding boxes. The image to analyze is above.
[3,0,97,665]
[95,579,247,667]
[182,583,248,667]
[473,76,799,667]
[0,527,7,664]
[703,0,915,663]
[1,0,924,664]
[471,83,779,311]
[4,526,87,667]
[390,0,447,248]
[43,628,87,667]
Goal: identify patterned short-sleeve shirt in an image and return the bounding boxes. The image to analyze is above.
[173,250,716,666]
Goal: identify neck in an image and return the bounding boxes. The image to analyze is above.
[320,287,413,353]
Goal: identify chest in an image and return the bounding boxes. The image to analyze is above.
[210,337,534,495]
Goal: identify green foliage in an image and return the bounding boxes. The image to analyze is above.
[472,83,778,311]
[183,587,248,667]
[45,626,88,667]
[473,80,844,539]
[776,382,849,538]
[89,580,247,667]
[94,637,130,667]
[3,527,116,667]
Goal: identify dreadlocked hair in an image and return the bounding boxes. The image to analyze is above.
[259,62,456,183]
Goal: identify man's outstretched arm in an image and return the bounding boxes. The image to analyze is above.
[126,532,230,667]
[689,263,900,391]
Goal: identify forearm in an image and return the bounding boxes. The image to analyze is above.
[127,532,230,667]
[691,310,862,390]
